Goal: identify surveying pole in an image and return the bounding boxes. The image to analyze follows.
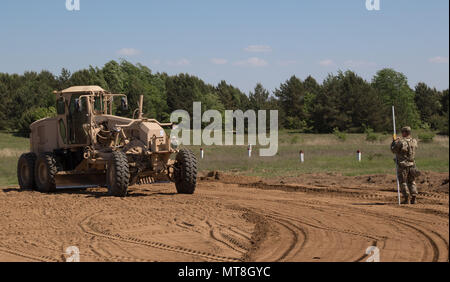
[392,106,401,205]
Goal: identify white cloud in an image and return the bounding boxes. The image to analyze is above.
[233,57,268,67]
[429,56,449,64]
[167,58,191,66]
[117,48,141,56]
[319,59,335,66]
[210,58,228,65]
[244,45,272,53]
[344,60,377,68]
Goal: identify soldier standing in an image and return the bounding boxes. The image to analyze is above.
[391,126,419,204]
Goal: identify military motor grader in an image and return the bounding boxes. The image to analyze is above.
[17,86,197,197]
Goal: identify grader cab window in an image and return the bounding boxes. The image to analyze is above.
[94,96,103,113]
[68,95,89,144]
[59,119,67,144]
[69,95,86,115]
[56,97,65,115]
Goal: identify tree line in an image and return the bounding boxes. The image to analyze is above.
[0,60,448,136]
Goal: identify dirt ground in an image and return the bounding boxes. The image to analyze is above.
[0,171,448,262]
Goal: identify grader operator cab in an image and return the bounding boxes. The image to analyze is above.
[17,86,197,197]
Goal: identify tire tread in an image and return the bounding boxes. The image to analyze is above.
[175,149,197,194]
[107,151,130,197]
[17,152,37,190]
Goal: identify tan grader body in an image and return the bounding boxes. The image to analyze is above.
[17,86,197,196]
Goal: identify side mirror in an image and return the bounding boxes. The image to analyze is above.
[75,98,82,112]
[121,97,129,111]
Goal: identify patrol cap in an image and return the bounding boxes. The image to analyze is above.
[401,126,412,133]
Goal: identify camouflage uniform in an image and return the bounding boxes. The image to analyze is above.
[391,128,418,203]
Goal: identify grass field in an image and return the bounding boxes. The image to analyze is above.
[0,133,30,186]
[186,131,449,178]
[0,131,448,186]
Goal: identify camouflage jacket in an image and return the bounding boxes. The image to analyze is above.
[391,137,418,167]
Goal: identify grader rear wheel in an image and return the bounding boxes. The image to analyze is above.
[17,153,37,190]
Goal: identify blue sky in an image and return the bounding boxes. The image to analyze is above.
[0,0,448,93]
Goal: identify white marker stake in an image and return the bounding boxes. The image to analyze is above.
[248,144,252,158]
[200,148,204,159]
[300,150,305,163]
[357,150,362,162]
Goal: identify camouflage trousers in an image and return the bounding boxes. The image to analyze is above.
[397,166,418,197]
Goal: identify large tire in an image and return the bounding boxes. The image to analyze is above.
[34,153,57,193]
[174,149,197,194]
[107,151,129,197]
[17,153,37,190]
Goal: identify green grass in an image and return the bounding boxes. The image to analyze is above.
[0,132,30,186]
[185,131,449,178]
[1,130,448,185]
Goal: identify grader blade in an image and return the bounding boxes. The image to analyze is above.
[55,172,106,189]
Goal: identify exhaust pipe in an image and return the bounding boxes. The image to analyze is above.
[138,95,144,119]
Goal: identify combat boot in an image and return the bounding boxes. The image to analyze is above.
[410,196,417,204]
[401,195,410,205]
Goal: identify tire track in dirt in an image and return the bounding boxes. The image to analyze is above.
[224,205,307,262]
[345,206,446,261]
[8,240,153,262]
[283,196,448,262]
[234,182,448,205]
[86,240,156,262]
[280,208,442,262]
[78,213,241,262]
[205,218,254,252]
[263,215,306,261]
[253,208,380,262]
[224,196,383,262]
[0,245,58,262]
[205,220,248,256]
[388,217,448,262]
[208,178,448,262]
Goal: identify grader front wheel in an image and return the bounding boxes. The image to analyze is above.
[174,149,197,194]
[107,151,130,197]
[34,153,57,193]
